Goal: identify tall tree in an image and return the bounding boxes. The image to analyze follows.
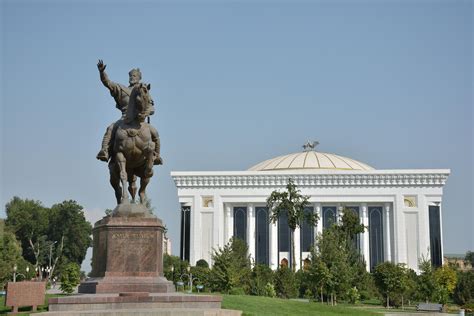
[48,200,92,269]
[210,237,251,293]
[5,197,48,265]
[267,178,318,271]
[373,262,407,308]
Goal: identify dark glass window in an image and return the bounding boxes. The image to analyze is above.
[323,206,337,229]
[429,205,442,267]
[233,207,247,243]
[369,207,384,271]
[255,207,269,265]
[180,206,191,262]
[301,207,315,252]
[278,211,290,252]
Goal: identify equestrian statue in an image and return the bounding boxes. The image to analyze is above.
[96,60,162,216]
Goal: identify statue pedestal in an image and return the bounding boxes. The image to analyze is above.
[78,213,174,294]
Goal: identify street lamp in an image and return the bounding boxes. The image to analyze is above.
[178,266,201,294]
[12,265,27,282]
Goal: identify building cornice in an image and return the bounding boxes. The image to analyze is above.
[170,169,450,188]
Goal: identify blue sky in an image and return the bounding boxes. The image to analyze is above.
[1,1,472,271]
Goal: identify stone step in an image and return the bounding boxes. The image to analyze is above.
[36,308,241,316]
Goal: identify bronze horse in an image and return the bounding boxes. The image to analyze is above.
[108,83,156,205]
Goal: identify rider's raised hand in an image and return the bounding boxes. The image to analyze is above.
[97,59,106,72]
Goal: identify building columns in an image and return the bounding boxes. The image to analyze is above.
[247,204,256,264]
[269,218,278,270]
[225,204,233,244]
[315,202,322,237]
[294,226,301,270]
[361,203,370,271]
[384,203,392,262]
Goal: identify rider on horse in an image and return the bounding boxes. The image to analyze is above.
[96,60,162,165]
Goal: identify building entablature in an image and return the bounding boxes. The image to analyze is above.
[171,169,450,189]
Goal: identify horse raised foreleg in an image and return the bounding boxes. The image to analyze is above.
[116,152,129,204]
[128,174,137,203]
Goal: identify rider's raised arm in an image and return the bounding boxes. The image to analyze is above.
[97,59,120,93]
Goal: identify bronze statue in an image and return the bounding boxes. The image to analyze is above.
[97,60,162,209]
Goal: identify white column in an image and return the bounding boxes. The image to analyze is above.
[269,219,278,270]
[315,202,322,237]
[247,204,256,265]
[336,203,342,224]
[361,203,370,271]
[384,203,392,262]
[438,202,444,261]
[294,226,301,270]
[225,204,233,244]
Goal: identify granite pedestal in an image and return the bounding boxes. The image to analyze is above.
[78,213,174,294]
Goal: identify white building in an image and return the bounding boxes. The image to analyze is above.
[171,145,449,272]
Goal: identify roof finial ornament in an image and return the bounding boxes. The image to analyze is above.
[302,140,319,152]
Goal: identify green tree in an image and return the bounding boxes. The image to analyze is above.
[60,262,81,294]
[267,178,318,271]
[433,264,458,304]
[250,264,274,296]
[163,254,188,284]
[465,251,474,267]
[210,237,251,293]
[5,197,48,265]
[0,229,32,288]
[274,265,298,298]
[418,257,438,302]
[373,262,406,308]
[453,271,474,306]
[48,200,92,270]
[311,227,351,305]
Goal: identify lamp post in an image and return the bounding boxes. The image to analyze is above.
[12,265,27,282]
[49,241,57,271]
[178,266,201,294]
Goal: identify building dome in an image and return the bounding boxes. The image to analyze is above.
[248,149,374,171]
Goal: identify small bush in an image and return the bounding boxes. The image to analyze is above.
[274,266,298,299]
[196,259,209,268]
[264,282,276,298]
[60,262,81,294]
[229,287,246,295]
[347,287,360,304]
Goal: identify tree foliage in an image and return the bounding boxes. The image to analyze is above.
[0,228,32,288]
[267,178,317,271]
[210,237,251,293]
[433,264,458,304]
[4,197,92,276]
[373,262,407,308]
[60,262,81,294]
[453,271,474,306]
[465,251,474,267]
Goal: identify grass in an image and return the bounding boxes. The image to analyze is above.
[0,293,65,315]
[221,295,381,316]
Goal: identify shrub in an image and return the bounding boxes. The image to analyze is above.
[210,237,251,293]
[60,262,81,294]
[196,259,209,268]
[347,287,361,304]
[249,264,274,296]
[229,287,246,295]
[264,282,276,298]
[274,266,298,298]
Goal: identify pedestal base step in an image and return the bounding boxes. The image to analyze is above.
[46,293,230,313]
[36,308,241,316]
[78,277,175,294]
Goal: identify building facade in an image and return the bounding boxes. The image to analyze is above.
[171,148,449,272]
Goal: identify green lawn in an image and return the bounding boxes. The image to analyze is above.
[221,295,381,316]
